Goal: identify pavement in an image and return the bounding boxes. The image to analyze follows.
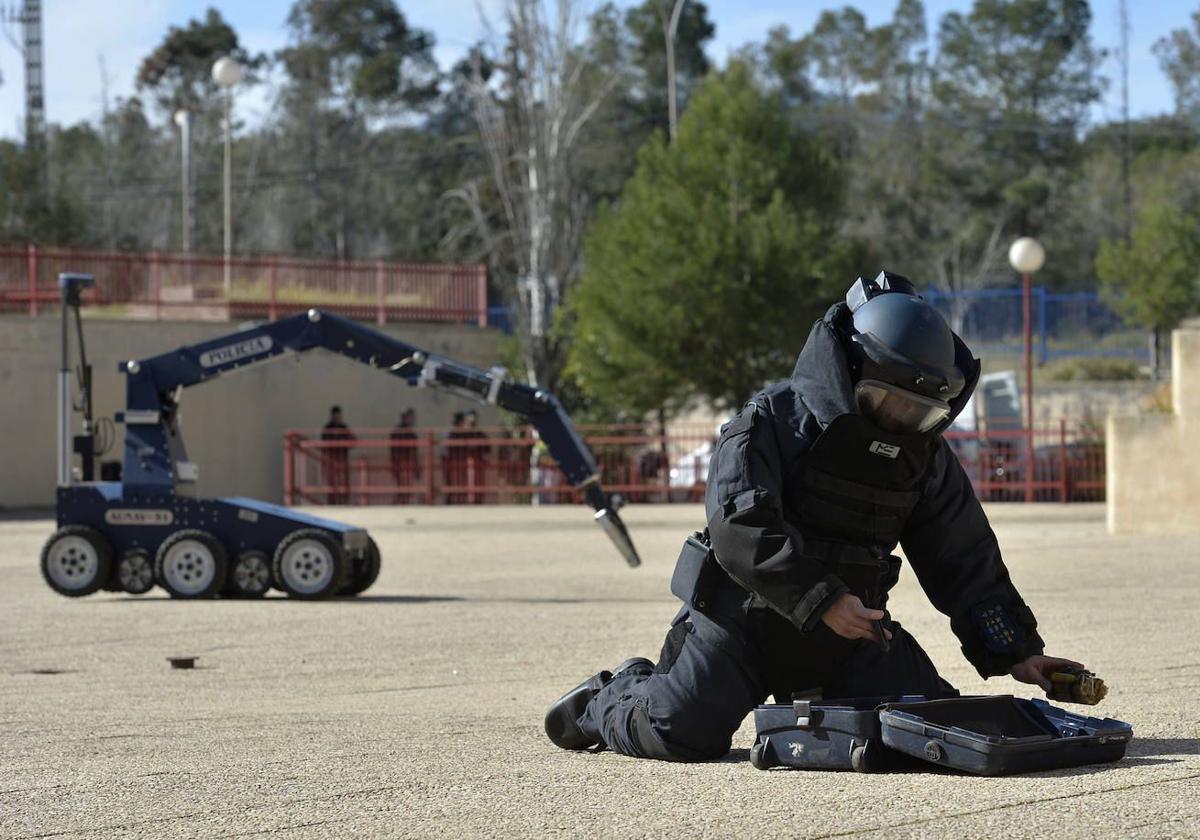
[1,503,1198,839]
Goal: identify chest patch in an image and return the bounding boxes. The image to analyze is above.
[868,440,900,459]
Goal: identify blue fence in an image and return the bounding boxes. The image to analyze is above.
[487,304,515,333]
[923,287,1147,364]
[490,288,1146,365]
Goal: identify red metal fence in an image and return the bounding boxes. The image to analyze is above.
[283,421,1105,506]
[944,420,1105,503]
[283,424,719,506]
[0,244,488,326]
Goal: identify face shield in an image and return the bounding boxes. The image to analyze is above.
[854,379,951,434]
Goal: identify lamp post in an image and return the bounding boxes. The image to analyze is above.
[172,109,193,254]
[212,56,243,300]
[1008,236,1045,503]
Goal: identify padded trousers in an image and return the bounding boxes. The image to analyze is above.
[577,590,956,762]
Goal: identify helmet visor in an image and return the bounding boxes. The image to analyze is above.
[854,379,951,434]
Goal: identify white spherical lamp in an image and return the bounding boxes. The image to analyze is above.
[211,56,243,88]
[1008,237,1045,274]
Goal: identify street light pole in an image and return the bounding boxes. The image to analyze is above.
[173,109,192,254]
[222,88,232,297]
[1023,269,1033,501]
[212,56,243,302]
[1008,237,1046,504]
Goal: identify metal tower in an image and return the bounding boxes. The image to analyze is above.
[3,0,46,150]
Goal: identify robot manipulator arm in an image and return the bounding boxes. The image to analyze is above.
[409,358,641,568]
[113,309,641,566]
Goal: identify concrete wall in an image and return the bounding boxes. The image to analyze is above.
[0,315,503,508]
[1033,381,1159,424]
[1107,327,1200,535]
[668,379,1157,436]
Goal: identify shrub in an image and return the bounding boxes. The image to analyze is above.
[1045,357,1142,381]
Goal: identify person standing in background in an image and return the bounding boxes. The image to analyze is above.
[443,412,466,504]
[458,410,490,504]
[321,405,356,504]
[389,409,420,503]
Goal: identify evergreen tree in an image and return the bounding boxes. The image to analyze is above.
[566,63,860,416]
[1154,9,1200,118]
[1096,199,1200,343]
[136,8,266,114]
[272,0,440,259]
[623,0,716,136]
[924,0,1104,293]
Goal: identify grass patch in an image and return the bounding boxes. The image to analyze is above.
[1044,357,1143,381]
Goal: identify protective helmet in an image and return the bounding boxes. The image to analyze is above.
[844,271,966,434]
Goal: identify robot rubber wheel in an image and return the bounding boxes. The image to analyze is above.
[273,529,348,599]
[117,548,155,595]
[40,525,114,598]
[155,529,229,599]
[227,550,273,598]
[339,536,380,596]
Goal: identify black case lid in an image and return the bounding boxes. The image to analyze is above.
[877,695,1133,775]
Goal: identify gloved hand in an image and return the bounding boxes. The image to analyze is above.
[1008,654,1084,690]
[821,593,893,644]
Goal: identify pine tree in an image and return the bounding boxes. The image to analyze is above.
[1096,199,1200,373]
[566,63,860,417]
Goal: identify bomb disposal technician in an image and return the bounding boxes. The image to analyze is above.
[545,272,1085,762]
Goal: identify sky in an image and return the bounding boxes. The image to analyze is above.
[0,0,1193,139]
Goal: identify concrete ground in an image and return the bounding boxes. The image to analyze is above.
[1,503,1197,839]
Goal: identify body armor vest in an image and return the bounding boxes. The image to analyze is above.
[788,413,935,609]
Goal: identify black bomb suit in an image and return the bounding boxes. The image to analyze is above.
[562,300,1046,762]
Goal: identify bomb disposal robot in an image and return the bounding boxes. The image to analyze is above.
[43,273,639,600]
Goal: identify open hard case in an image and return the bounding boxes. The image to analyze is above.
[750,695,1132,776]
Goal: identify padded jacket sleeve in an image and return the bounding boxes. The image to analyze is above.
[900,440,1046,677]
[705,405,849,631]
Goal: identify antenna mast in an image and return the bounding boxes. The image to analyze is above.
[1118,0,1132,241]
[2,1,47,185]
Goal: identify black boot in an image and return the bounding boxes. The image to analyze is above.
[544,657,655,750]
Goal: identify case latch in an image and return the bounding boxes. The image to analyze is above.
[793,700,812,728]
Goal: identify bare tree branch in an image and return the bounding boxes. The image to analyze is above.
[454,0,616,388]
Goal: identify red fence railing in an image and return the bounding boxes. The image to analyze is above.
[944,420,1105,502]
[283,424,720,506]
[0,244,488,326]
[283,421,1105,506]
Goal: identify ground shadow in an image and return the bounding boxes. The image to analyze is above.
[98,594,465,605]
[735,739,1197,777]
[0,508,54,522]
[97,594,667,605]
[718,748,751,764]
[332,595,665,605]
[13,669,79,676]
[470,596,670,605]
[339,595,464,604]
[1129,738,1200,758]
[980,738,1199,779]
[1025,757,1176,778]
